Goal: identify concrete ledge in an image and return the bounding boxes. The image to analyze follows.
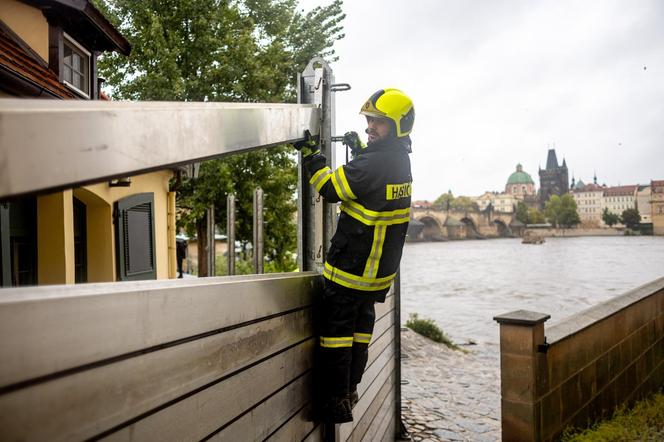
[547,277,664,344]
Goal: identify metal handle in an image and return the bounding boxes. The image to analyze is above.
[330,83,351,92]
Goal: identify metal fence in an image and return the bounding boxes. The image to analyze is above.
[0,58,403,441]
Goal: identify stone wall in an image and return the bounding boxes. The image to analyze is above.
[495,277,664,441]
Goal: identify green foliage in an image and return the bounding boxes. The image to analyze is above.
[405,314,465,351]
[602,208,620,227]
[516,202,529,224]
[528,208,546,224]
[620,208,641,230]
[560,392,664,441]
[544,194,580,228]
[94,0,345,272]
[433,191,478,211]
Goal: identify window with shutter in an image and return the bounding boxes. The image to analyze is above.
[115,193,156,281]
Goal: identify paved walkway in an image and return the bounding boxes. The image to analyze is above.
[400,328,502,441]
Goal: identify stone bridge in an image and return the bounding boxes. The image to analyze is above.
[410,207,518,241]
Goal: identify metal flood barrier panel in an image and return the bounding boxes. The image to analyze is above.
[0,274,322,441]
[0,58,403,441]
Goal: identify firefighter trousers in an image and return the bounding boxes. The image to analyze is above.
[316,279,376,400]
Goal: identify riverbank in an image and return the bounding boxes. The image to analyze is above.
[400,328,500,441]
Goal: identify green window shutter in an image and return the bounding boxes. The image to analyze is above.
[115,193,156,281]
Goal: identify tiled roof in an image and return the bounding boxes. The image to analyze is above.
[0,25,76,99]
[572,183,604,193]
[651,180,664,187]
[603,185,639,196]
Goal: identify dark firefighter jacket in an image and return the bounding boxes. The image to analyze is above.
[304,136,412,302]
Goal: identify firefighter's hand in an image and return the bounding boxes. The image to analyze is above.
[293,129,320,157]
[299,145,320,158]
[342,131,366,156]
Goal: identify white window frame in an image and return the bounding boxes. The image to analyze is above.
[62,32,91,99]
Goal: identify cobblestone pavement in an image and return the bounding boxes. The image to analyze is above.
[400,328,502,441]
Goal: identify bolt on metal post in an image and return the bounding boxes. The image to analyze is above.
[253,187,264,274]
[226,193,235,276]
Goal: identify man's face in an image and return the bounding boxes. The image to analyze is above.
[366,116,392,143]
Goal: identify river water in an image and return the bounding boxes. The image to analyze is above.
[400,236,664,347]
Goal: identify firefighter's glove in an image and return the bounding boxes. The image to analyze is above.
[294,130,320,158]
[342,131,366,158]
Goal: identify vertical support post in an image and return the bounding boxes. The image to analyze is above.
[297,57,336,272]
[493,310,550,442]
[0,202,10,287]
[226,193,235,276]
[206,205,215,277]
[253,187,264,274]
[393,269,409,439]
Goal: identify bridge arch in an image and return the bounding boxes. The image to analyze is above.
[415,215,445,241]
[493,219,512,237]
[460,217,483,239]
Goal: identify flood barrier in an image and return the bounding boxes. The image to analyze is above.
[0,57,404,441]
[495,276,664,441]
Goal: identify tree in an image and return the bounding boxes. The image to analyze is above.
[544,194,580,228]
[95,0,345,274]
[621,208,641,230]
[433,191,454,210]
[433,191,478,211]
[602,208,620,227]
[528,208,546,224]
[452,196,479,211]
[516,202,529,224]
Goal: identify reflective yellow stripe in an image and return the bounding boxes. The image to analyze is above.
[320,336,353,348]
[337,167,357,199]
[310,167,333,192]
[324,262,395,292]
[340,200,410,226]
[331,167,357,201]
[353,333,372,344]
[363,224,386,278]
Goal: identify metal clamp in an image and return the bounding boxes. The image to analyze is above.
[330,83,351,92]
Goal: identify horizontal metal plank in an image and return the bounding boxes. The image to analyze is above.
[209,372,312,441]
[0,309,312,442]
[0,99,320,198]
[303,425,323,442]
[0,273,320,388]
[267,403,318,442]
[102,338,315,442]
[371,393,396,442]
[339,355,395,441]
[353,372,394,442]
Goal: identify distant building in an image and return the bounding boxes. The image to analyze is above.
[603,185,639,224]
[505,164,536,197]
[538,149,569,207]
[636,185,652,224]
[474,192,517,213]
[651,180,664,235]
[571,175,605,227]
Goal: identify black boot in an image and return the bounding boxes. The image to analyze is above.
[320,396,353,423]
[349,388,359,409]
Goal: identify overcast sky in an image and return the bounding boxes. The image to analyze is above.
[299,0,664,201]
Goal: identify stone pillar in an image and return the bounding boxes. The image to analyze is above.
[494,310,550,442]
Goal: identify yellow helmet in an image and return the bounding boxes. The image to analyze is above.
[359,88,415,138]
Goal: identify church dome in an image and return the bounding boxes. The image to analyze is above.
[507,164,534,185]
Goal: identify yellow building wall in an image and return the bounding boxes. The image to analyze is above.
[0,0,49,61]
[83,171,174,281]
[37,190,75,284]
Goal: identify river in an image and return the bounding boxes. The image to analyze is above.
[400,236,664,347]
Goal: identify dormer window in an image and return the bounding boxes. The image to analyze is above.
[63,33,90,98]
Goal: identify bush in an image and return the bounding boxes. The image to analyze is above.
[405,313,465,351]
[561,392,664,441]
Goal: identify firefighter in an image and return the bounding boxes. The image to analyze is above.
[298,88,414,423]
